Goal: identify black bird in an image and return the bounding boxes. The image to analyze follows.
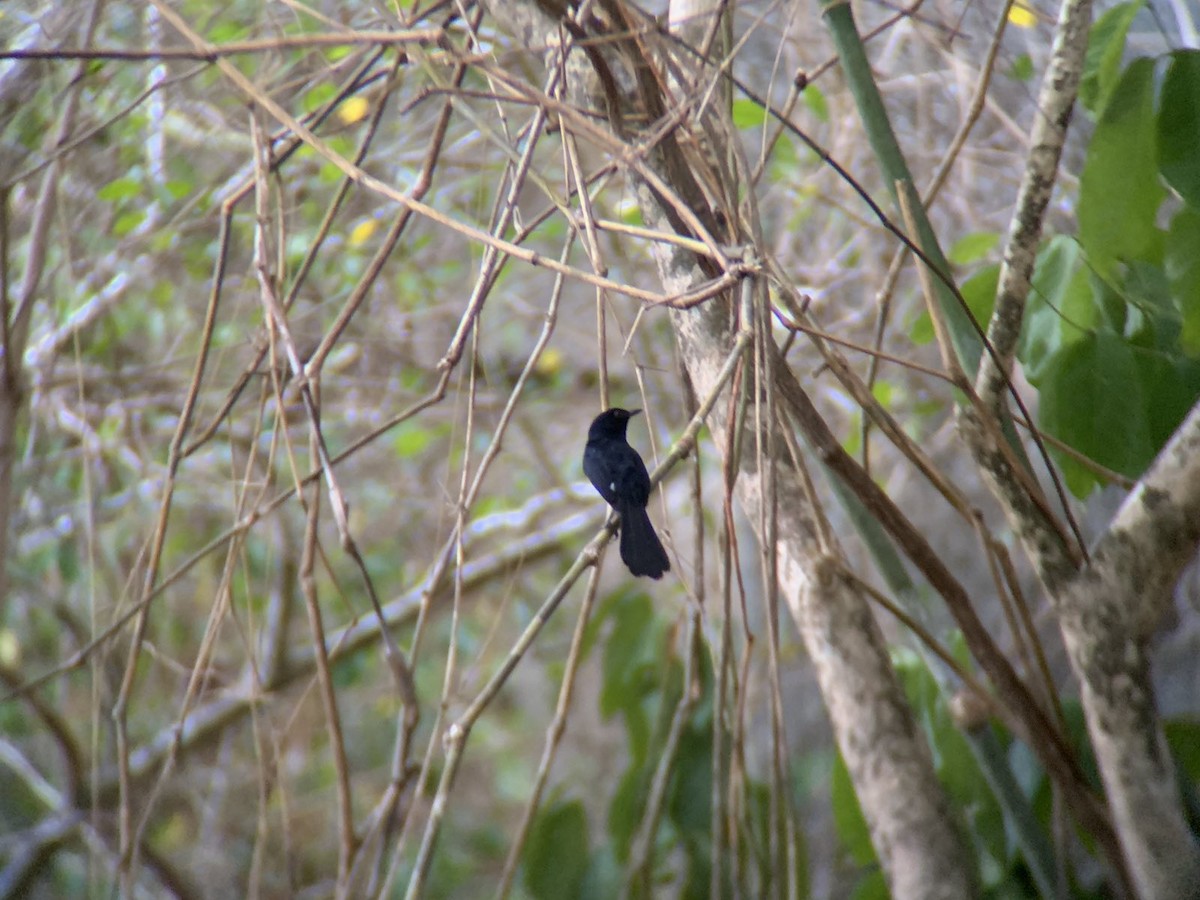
[583,408,670,579]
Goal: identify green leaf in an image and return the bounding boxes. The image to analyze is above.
[948,232,999,266]
[1157,50,1200,211]
[1078,56,1165,273]
[1166,207,1200,354]
[1037,336,1134,496]
[1165,718,1200,784]
[1009,54,1034,82]
[830,752,875,867]
[524,800,590,900]
[1140,352,1200,449]
[615,197,644,227]
[909,310,934,346]
[960,263,1000,330]
[164,179,193,200]
[98,177,142,202]
[731,98,767,130]
[667,722,712,838]
[1040,332,1149,475]
[392,422,433,457]
[303,83,338,114]
[908,264,998,347]
[803,85,829,122]
[607,765,644,859]
[598,593,666,768]
[578,844,621,900]
[598,595,654,718]
[208,21,250,43]
[1019,237,1096,384]
[849,869,889,900]
[1036,331,1200,494]
[113,210,146,237]
[1079,1,1143,114]
[1119,261,1177,349]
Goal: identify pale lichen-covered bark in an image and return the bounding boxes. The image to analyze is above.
[967,0,1200,892]
[480,0,979,893]
[670,290,974,900]
[1055,402,1200,899]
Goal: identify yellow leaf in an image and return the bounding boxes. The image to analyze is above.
[1008,3,1037,28]
[349,219,377,245]
[0,629,20,667]
[535,347,564,377]
[338,96,370,124]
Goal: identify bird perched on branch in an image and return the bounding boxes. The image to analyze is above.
[583,408,670,579]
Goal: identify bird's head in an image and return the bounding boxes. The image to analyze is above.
[588,407,640,440]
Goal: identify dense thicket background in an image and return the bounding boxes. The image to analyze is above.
[2,0,1199,898]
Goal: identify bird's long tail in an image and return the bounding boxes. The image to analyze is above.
[618,503,670,579]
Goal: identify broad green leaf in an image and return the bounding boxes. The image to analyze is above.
[392,422,433,457]
[1009,54,1034,82]
[871,380,895,407]
[208,21,250,43]
[1139,352,1200,448]
[830,752,875,867]
[731,98,767,130]
[1037,332,1147,494]
[960,263,1000,330]
[909,264,998,346]
[948,232,999,266]
[303,83,338,114]
[1079,1,1143,114]
[599,594,664,768]
[804,85,829,122]
[98,177,142,202]
[1166,207,1200,354]
[607,765,644,859]
[1165,718,1200,785]
[578,844,621,900]
[524,800,590,900]
[113,210,145,237]
[615,197,644,227]
[1157,50,1200,211]
[909,311,934,346]
[1078,57,1164,273]
[1019,238,1094,383]
[769,134,799,176]
[598,594,654,719]
[668,723,712,837]
[1119,261,1177,349]
[164,179,192,200]
[849,870,889,900]
[1036,332,1200,494]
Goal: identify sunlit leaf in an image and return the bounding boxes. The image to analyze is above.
[339,95,370,125]
[731,98,767,130]
[98,177,141,202]
[1078,56,1164,273]
[804,85,829,122]
[948,232,999,266]
[1079,1,1143,114]
[1007,3,1037,28]
[349,218,378,245]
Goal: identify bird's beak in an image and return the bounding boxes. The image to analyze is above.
[629,409,642,418]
